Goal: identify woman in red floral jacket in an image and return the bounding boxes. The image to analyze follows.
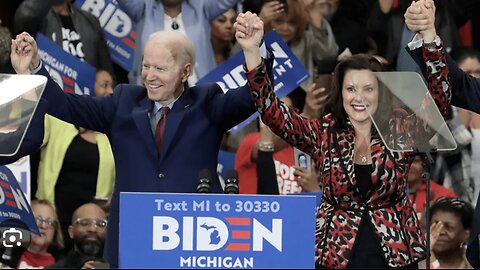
[235,10,451,269]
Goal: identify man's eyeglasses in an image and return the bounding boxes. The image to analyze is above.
[35,216,57,229]
[73,218,108,229]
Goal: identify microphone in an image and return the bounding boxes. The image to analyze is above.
[224,170,239,194]
[197,169,212,193]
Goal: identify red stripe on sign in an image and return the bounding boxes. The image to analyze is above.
[225,243,250,251]
[232,230,250,239]
[63,76,74,86]
[65,87,74,94]
[130,31,136,39]
[5,191,13,198]
[6,200,17,208]
[122,37,135,49]
[225,217,250,226]
[0,181,10,188]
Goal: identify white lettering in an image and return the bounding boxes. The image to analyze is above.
[180,256,254,268]
[152,216,180,250]
[253,219,282,252]
[11,188,29,213]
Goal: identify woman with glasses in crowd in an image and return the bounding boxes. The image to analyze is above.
[17,200,64,268]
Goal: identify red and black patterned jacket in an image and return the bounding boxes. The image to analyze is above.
[245,47,450,268]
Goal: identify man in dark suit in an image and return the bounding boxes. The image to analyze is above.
[404,0,480,267]
[10,16,266,266]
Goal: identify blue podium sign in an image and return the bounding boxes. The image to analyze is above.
[119,193,316,268]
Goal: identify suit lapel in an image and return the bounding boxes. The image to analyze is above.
[132,96,157,158]
[160,87,192,162]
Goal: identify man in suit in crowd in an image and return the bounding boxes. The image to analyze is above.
[10,19,265,266]
[404,0,480,267]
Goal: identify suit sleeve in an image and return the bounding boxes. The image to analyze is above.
[117,0,147,23]
[409,45,480,114]
[37,65,115,134]
[245,60,326,160]
[202,0,242,22]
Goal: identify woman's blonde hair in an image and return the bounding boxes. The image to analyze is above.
[31,199,64,249]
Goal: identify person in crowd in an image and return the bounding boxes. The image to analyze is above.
[430,48,480,205]
[369,0,461,72]
[236,88,321,194]
[407,154,457,224]
[14,0,114,77]
[16,200,63,268]
[319,0,371,58]
[117,0,241,85]
[0,23,14,73]
[47,203,108,269]
[211,9,237,65]
[405,1,480,267]
[426,197,474,269]
[235,9,450,268]
[35,69,115,254]
[268,0,338,89]
[454,48,480,205]
[10,18,264,266]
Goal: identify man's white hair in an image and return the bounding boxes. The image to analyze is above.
[148,31,196,68]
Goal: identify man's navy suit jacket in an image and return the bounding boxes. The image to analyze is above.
[36,65,258,267]
[409,45,480,268]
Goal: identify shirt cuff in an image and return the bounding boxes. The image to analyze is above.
[259,41,267,59]
[407,33,423,51]
[31,61,43,74]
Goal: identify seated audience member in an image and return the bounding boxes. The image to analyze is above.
[17,200,64,268]
[47,203,108,269]
[408,154,457,221]
[36,70,115,254]
[425,197,474,269]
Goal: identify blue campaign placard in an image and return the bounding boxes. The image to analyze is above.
[36,33,96,96]
[197,31,309,133]
[119,193,316,269]
[0,167,38,235]
[75,0,136,71]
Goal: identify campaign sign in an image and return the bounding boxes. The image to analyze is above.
[5,157,31,202]
[119,193,316,268]
[36,34,96,96]
[0,166,38,235]
[75,0,136,71]
[197,31,309,132]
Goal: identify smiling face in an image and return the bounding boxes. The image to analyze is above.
[341,69,379,126]
[141,40,190,104]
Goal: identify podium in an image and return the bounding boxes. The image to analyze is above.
[119,193,316,269]
[0,74,47,157]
